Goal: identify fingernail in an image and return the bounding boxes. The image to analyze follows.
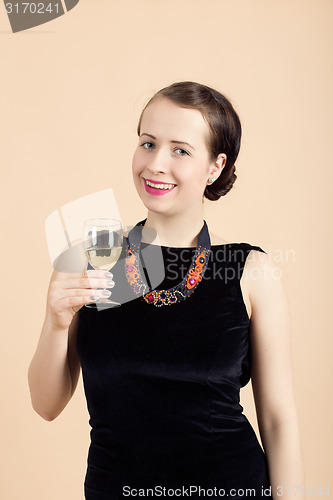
[105,272,113,278]
[107,280,115,287]
[90,295,99,301]
[102,290,112,297]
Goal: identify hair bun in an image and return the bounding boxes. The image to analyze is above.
[205,164,237,201]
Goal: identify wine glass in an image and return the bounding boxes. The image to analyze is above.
[83,219,124,308]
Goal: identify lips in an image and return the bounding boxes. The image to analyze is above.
[143,178,177,196]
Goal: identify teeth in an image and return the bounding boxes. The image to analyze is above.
[146,180,175,190]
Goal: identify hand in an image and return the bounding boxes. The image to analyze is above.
[45,269,115,330]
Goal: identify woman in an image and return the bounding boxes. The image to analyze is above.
[28,81,304,499]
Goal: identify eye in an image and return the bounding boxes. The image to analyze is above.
[140,141,155,150]
[174,148,190,156]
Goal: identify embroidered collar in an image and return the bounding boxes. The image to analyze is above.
[125,219,211,307]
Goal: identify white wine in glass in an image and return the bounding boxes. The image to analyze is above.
[83,219,124,308]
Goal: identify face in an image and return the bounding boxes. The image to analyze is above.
[132,98,225,217]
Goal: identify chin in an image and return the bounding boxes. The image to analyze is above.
[139,197,170,215]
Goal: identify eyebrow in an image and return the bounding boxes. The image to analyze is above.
[140,133,196,151]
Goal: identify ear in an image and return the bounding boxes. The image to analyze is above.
[207,153,227,183]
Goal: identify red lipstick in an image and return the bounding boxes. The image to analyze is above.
[143,178,176,196]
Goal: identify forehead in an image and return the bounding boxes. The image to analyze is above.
[140,98,210,147]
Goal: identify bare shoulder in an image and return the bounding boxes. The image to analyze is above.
[243,248,280,282]
[209,232,230,245]
[242,249,289,318]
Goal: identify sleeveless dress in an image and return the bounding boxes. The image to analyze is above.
[76,237,272,499]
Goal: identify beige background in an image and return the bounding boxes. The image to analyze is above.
[0,0,332,498]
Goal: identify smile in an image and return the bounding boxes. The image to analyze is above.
[143,178,177,196]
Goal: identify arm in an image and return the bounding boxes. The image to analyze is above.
[28,269,113,421]
[28,307,81,421]
[244,250,305,498]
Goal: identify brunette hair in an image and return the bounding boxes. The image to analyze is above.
[137,81,242,201]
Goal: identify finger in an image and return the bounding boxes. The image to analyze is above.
[56,287,113,302]
[60,276,115,290]
[55,269,114,281]
[57,294,100,310]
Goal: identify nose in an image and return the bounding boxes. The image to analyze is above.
[146,149,169,175]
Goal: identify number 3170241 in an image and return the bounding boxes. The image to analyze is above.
[5,3,60,14]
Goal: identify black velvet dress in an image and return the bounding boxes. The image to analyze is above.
[76,236,272,499]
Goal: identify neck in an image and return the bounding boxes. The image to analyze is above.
[143,209,206,247]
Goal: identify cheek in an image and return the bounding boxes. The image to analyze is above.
[176,161,210,187]
[132,150,142,175]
